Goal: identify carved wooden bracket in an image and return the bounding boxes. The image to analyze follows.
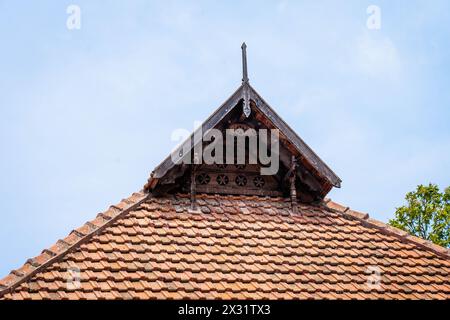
[289,156,298,213]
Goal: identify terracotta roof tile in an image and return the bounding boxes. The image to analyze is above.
[1,193,449,300]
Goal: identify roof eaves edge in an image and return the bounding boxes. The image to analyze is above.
[0,191,150,298]
[323,198,450,259]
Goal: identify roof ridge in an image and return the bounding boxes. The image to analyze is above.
[323,198,450,259]
[0,191,149,298]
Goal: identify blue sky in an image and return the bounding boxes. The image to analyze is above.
[1,0,450,278]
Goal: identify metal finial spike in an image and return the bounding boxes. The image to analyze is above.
[241,42,249,83]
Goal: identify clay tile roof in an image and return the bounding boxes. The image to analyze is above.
[0,192,449,300]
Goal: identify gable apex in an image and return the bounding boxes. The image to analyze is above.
[145,82,341,200]
[145,44,341,202]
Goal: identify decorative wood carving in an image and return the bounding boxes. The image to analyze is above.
[289,156,298,213]
[190,163,281,197]
[146,44,341,204]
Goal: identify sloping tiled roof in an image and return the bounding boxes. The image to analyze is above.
[1,192,449,300]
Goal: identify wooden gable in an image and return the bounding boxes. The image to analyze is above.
[144,44,341,206]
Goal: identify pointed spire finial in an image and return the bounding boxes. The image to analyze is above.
[241,42,249,83]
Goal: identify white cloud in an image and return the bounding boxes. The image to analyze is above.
[354,31,402,80]
[277,0,288,13]
[157,1,198,32]
[289,88,340,116]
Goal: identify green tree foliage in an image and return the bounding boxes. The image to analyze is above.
[389,184,450,248]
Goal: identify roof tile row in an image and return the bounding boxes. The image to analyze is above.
[1,193,449,299]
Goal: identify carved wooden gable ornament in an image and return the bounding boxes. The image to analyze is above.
[144,44,341,210]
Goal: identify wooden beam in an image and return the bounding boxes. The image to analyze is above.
[249,84,341,188]
[150,85,244,182]
[190,165,197,210]
[290,156,298,213]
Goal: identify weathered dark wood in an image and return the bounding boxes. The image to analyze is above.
[290,156,298,213]
[152,85,244,180]
[193,164,280,197]
[147,46,341,201]
[248,84,341,188]
[197,186,282,197]
[150,83,340,190]
[190,165,197,210]
[241,42,249,83]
